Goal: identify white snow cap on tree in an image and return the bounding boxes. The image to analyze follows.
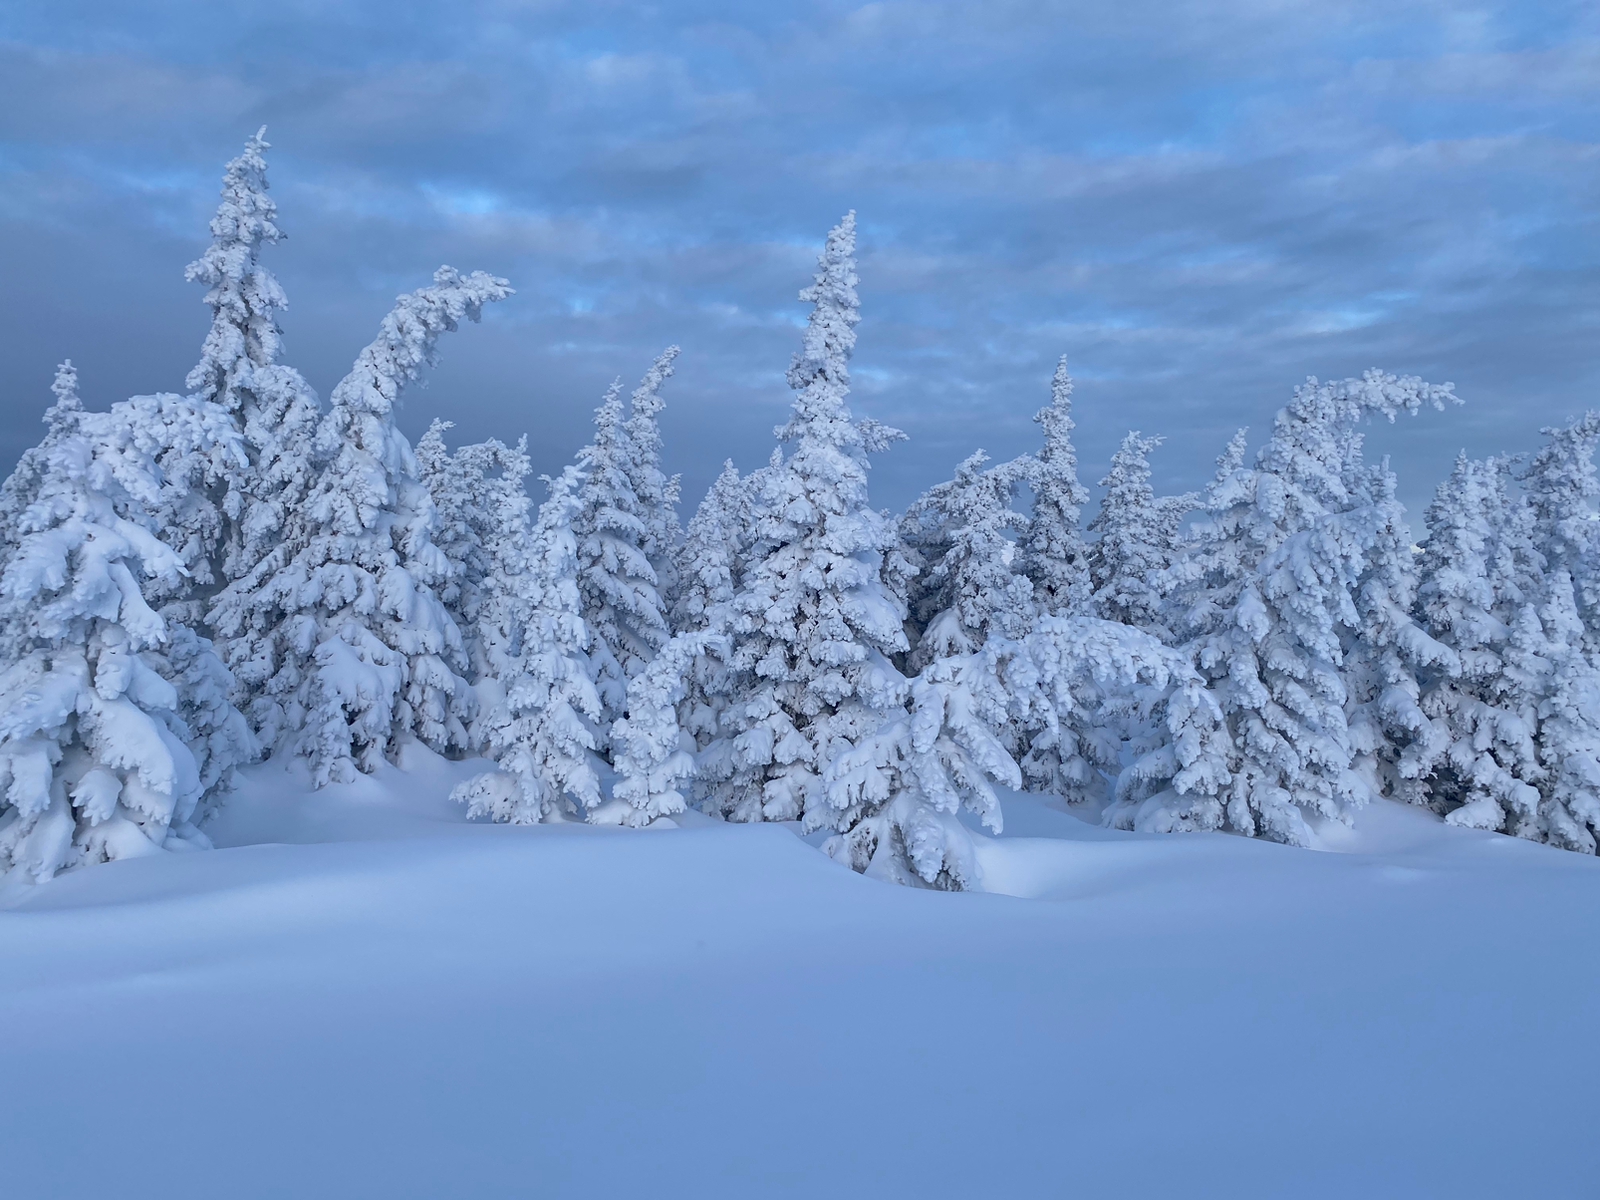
[1088,431,1194,641]
[245,267,511,784]
[1522,413,1600,649]
[1023,356,1091,617]
[454,465,604,824]
[0,362,84,571]
[0,381,253,882]
[702,211,913,829]
[1157,372,1457,846]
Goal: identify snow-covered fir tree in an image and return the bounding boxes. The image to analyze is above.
[184,130,322,643]
[1342,458,1456,806]
[571,369,673,734]
[454,465,604,824]
[1529,568,1600,853]
[0,363,84,571]
[625,346,683,601]
[239,267,511,784]
[593,630,715,828]
[1087,431,1193,641]
[1521,412,1600,650]
[1156,372,1456,845]
[1022,356,1091,617]
[0,385,253,882]
[1410,454,1547,835]
[671,460,750,756]
[901,450,1034,671]
[416,420,532,680]
[701,212,913,830]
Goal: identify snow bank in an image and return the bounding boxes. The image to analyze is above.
[1,752,1596,1198]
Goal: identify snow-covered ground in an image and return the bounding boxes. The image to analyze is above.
[3,750,1596,1199]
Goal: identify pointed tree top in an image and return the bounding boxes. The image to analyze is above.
[629,346,680,421]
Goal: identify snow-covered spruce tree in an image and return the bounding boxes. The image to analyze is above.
[1087,431,1194,641]
[453,465,604,823]
[242,267,511,785]
[1021,356,1091,617]
[900,450,1034,671]
[1342,458,1456,806]
[571,372,672,735]
[0,363,84,571]
[1530,568,1600,852]
[625,346,683,603]
[671,460,750,755]
[182,129,322,644]
[592,630,717,828]
[1155,372,1457,845]
[0,385,252,881]
[1410,454,1546,834]
[701,212,913,829]
[416,419,532,679]
[826,447,1049,888]
[1521,412,1600,650]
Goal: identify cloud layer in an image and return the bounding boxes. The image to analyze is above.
[2,0,1597,518]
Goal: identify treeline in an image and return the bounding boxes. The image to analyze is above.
[2,131,1597,888]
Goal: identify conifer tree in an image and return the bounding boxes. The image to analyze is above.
[701,212,911,828]
[1522,413,1600,649]
[671,460,749,754]
[1022,357,1091,617]
[1411,455,1546,833]
[416,420,531,680]
[1088,431,1193,640]
[0,383,251,881]
[572,369,672,733]
[1154,372,1456,845]
[624,346,683,594]
[454,465,604,823]
[186,130,322,641]
[593,630,714,828]
[241,267,510,783]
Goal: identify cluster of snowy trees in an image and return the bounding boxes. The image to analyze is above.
[5,131,1600,888]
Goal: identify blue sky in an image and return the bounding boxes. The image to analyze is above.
[2,0,1597,518]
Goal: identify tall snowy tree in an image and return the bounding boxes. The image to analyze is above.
[237,267,511,783]
[1022,357,1091,617]
[826,449,1040,888]
[593,630,715,828]
[1087,431,1194,641]
[0,363,84,571]
[571,368,673,734]
[416,420,531,680]
[454,465,604,824]
[1155,372,1457,845]
[0,386,252,881]
[624,346,683,599]
[1410,454,1547,834]
[700,212,912,828]
[184,130,322,641]
[1522,413,1600,650]
[1342,458,1456,805]
[1529,568,1600,853]
[900,450,1034,671]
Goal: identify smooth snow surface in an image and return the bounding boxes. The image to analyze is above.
[2,749,1597,1198]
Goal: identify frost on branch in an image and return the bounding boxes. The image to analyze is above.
[0,374,253,882]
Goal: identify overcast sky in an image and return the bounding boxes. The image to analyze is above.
[2,0,1597,520]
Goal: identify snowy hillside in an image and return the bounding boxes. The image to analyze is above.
[2,749,1596,1199]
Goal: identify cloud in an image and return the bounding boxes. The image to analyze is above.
[0,0,1597,522]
